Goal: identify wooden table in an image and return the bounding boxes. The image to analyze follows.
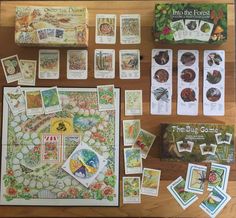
[0,0,235,217]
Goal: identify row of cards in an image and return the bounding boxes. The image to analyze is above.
[167,163,231,217]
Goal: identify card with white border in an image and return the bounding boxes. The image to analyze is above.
[97,84,115,111]
[123,176,141,204]
[123,119,141,146]
[125,90,142,116]
[184,19,199,40]
[62,134,80,161]
[198,21,214,42]
[170,20,185,41]
[124,148,142,174]
[25,89,44,116]
[18,60,37,86]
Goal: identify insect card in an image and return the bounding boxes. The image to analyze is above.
[125,90,142,116]
[215,132,232,145]
[167,176,198,210]
[170,20,185,41]
[67,50,88,79]
[176,140,194,153]
[199,143,217,156]
[124,148,142,174]
[123,119,140,146]
[25,89,44,116]
[18,60,37,86]
[119,50,140,79]
[62,134,80,161]
[96,14,116,44]
[120,14,141,44]
[141,168,161,196]
[62,142,107,188]
[198,21,214,42]
[38,49,60,79]
[123,177,141,204]
[94,49,115,79]
[97,85,115,111]
[50,118,74,134]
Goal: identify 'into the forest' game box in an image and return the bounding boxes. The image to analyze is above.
[160,123,234,164]
[153,3,227,44]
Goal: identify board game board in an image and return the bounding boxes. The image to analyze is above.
[1,87,120,206]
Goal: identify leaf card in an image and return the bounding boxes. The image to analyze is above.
[125,90,142,116]
[123,120,140,146]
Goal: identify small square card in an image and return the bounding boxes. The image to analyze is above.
[124,148,142,174]
[38,49,60,79]
[133,129,156,159]
[62,142,107,188]
[141,168,161,196]
[50,118,74,134]
[97,85,115,111]
[125,90,142,116]
[167,176,198,210]
[62,134,80,161]
[1,55,22,83]
[185,163,207,195]
[25,89,44,116]
[123,120,140,146]
[119,50,140,79]
[18,60,37,86]
[123,177,141,204]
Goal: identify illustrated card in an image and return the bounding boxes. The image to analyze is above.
[199,143,217,156]
[25,89,44,116]
[125,90,142,116]
[208,163,230,192]
[96,14,116,44]
[199,187,231,218]
[97,85,115,111]
[184,19,199,40]
[50,118,74,134]
[18,60,37,86]
[215,132,232,145]
[41,87,62,114]
[62,142,107,188]
[124,148,142,174]
[38,49,60,79]
[1,55,22,83]
[67,50,88,79]
[185,163,207,195]
[176,140,194,153]
[119,50,140,79]
[123,177,141,204]
[198,21,214,42]
[120,14,141,44]
[133,129,156,159]
[4,86,25,115]
[123,119,141,146]
[167,176,198,210]
[141,168,161,196]
[94,49,115,79]
[170,20,185,41]
[37,28,48,42]
[62,134,80,161]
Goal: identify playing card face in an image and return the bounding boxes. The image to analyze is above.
[25,89,44,116]
[62,134,80,161]
[124,148,142,174]
[18,60,37,86]
[123,120,140,146]
[1,55,22,83]
[198,21,214,42]
[141,168,161,196]
[170,20,185,41]
[50,118,74,134]
[120,14,141,44]
[96,14,116,44]
[38,49,60,79]
[67,50,88,79]
[97,85,115,111]
[119,50,140,79]
[125,90,142,116]
[167,176,198,210]
[94,49,115,79]
[184,20,200,40]
[37,28,48,42]
[123,177,141,204]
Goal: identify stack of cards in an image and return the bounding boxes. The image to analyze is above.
[203,50,225,116]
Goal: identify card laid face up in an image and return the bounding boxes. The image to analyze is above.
[97,85,115,111]
[125,90,142,116]
[18,60,37,86]
[123,120,141,146]
[124,148,142,174]
[25,89,44,116]
[123,177,141,204]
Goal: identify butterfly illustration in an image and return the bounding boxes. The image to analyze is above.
[7,93,22,100]
[20,164,33,174]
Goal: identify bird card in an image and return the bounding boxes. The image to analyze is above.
[141,168,161,196]
[18,60,37,86]
[198,21,214,42]
[185,163,207,195]
[96,14,116,44]
[40,87,62,114]
[62,142,107,188]
[184,20,200,40]
[62,134,80,161]
[120,14,141,44]
[170,20,185,41]
[167,176,198,210]
[97,85,115,111]
[67,50,88,79]
[199,186,231,218]
[38,49,60,79]
[1,55,23,83]
[133,129,156,159]
[25,89,44,116]
[124,148,142,174]
[208,163,230,192]
[94,49,115,79]
[4,86,25,115]
[123,177,141,204]
[123,120,141,146]
[125,90,142,116]
[119,50,140,79]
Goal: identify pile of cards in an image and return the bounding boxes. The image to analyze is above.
[167,163,231,217]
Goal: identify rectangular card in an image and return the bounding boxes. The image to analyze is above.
[185,163,207,195]
[46,28,56,39]
[25,89,44,116]
[133,129,156,159]
[184,19,199,40]
[1,55,22,83]
[62,134,80,161]
[124,148,142,174]
[125,90,142,116]
[199,143,217,156]
[41,87,62,114]
[67,50,88,79]
[141,168,161,196]
[94,49,115,79]
[96,14,116,44]
[37,28,48,42]
[38,49,60,79]
[170,20,185,41]
[120,14,141,44]
[123,177,141,204]
[97,85,115,111]
[167,176,198,210]
[119,50,140,79]
[123,120,141,146]
[18,60,37,86]
[50,118,74,134]
[198,21,214,42]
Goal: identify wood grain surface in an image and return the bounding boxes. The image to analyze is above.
[0,1,235,217]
